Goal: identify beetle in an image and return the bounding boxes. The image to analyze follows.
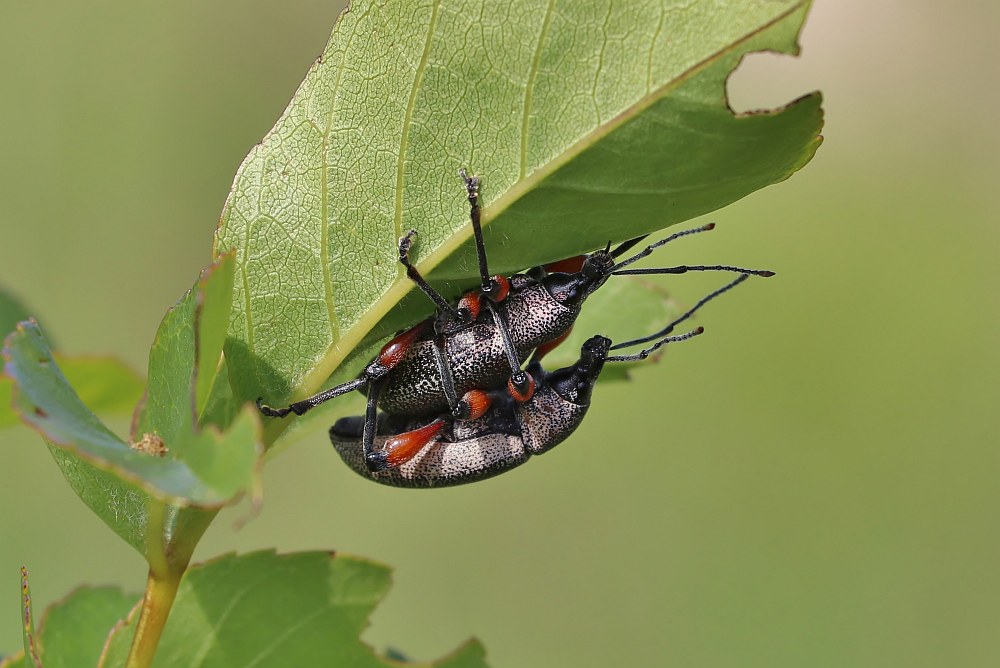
[329,274,752,486]
[258,171,772,472]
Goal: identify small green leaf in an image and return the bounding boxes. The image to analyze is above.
[0,288,33,345]
[38,587,138,668]
[3,321,221,505]
[56,357,144,420]
[98,551,488,668]
[2,257,261,559]
[1,355,145,430]
[134,253,236,443]
[0,584,139,668]
[0,651,25,667]
[0,287,143,430]
[216,0,821,411]
[46,447,150,552]
[130,251,262,505]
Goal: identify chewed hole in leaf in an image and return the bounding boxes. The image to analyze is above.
[726,50,815,114]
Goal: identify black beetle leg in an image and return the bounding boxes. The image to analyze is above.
[362,379,389,472]
[459,168,531,396]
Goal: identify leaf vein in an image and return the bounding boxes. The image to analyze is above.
[645,4,666,94]
[189,569,273,668]
[242,605,335,668]
[592,0,614,123]
[393,0,443,256]
[519,0,556,180]
[319,16,364,342]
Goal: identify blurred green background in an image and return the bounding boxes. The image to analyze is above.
[2,1,998,666]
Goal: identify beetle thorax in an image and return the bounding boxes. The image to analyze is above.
[504,282,578,352]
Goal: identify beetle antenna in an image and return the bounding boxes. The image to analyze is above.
[609,273,752,351]
[609,223,715,272]
[605,326,704,362]
[614,264,774,278]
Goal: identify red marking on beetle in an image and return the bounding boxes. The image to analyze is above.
[544,255,587,274]
[533,327,573,362]
[457,291,482,319]
[460,389,492,420]
[377,321,428,368]
[489,275,510,302]
[508,374,536,403]
[384,418,445,467]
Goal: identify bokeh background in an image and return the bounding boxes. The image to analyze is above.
[2,1,998,666]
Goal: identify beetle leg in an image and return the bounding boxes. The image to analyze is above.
[257,376,368,418]
[459,168,492,292]
[362,379,389,471]
[258,321,428,418]
[484,300,532,396]
[431,333,460,413]
[506,371,536,403]
[451,388,492,421]
[398,229,462,321]
[459,168,513,303]
[371,415,448,471]
[459,169,531,394]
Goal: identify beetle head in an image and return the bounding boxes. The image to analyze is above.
[540,247,615,308]
[546,335,610,405]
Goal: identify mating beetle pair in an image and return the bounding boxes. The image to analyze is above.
[258,170,772,483]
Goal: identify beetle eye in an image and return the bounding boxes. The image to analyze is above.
[581,260,600,278]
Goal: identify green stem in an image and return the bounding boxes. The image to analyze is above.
[124,568,182,668]
[124,501,216,667]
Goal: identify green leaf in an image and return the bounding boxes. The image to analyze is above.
[2,256,262,557]
[1,584,139,668]
[0,288,33,345]
[46,447,150,553]
[55,357,144,420]
[39,587,138,668]
[0,286,143,430]
[4,321,213,503]
[216,0,821,410]
[134,252,236,442]
[1,355,145,431]
[98,551,489,668]
[0,651,25,667]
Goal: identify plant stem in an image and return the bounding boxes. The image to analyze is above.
[123,501,212,668]
[124,567,182,668]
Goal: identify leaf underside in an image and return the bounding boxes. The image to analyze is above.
[216,0,822,411]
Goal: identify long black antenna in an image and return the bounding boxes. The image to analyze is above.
[606,326,705,362]
[614,264,774,278]
[610,223,716,272]
[609,273,752,351]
